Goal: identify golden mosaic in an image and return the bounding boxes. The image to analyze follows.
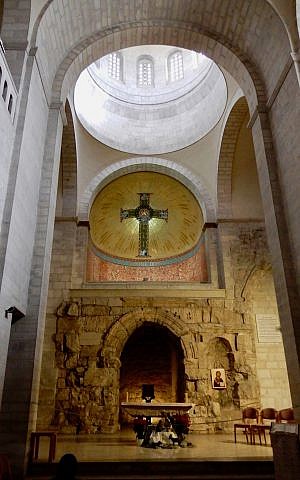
[89,172,204,261]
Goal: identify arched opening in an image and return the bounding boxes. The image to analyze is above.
[2,79,7,100]
[7,93,13,113]
[0,0,299,475]
[119,322,185,425]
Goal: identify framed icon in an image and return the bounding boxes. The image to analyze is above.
[211,368,226,389]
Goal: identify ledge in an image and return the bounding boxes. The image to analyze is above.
[70,283,226,299]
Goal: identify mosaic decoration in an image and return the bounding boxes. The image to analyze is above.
[120,193,168,257]
[89,172,204,263]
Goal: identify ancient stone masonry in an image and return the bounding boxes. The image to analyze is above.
[230,227,270,301]
[52,297,260,434]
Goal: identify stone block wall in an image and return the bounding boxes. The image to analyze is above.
[220,222,291,410]
[37,206,291,434]
[49,296,259,434]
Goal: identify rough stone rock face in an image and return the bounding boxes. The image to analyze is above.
[52,298,259,434]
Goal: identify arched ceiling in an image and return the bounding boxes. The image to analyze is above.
[26,0,291,111]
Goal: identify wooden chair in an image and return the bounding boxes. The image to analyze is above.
[29,431,57,463]
[234,407,259,444]
[251,408,278,445]
[277,407,295,423]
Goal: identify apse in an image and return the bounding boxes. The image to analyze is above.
[119,322,185,424]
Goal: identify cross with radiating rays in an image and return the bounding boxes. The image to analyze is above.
[120,193,168,257]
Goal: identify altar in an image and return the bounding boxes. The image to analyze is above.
[121,402,194,418]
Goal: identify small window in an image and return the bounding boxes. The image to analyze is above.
[2,80,8,101]
[137,56,154,87]
[8,94,13,113]
[168,51,184,82]
[108,52,122,81]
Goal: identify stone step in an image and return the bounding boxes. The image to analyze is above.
[27,460,275,480]
[27,477,275,480]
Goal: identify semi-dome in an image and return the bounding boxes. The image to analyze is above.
[89,172,204,266]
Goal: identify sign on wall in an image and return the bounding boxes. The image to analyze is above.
[256,314,282,343]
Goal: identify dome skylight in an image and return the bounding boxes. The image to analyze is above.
[74,45,227,154]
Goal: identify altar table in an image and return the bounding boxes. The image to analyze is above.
[121,402,194,417]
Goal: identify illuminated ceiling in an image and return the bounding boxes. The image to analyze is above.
[74,45,227,155]
[89,172,204,265]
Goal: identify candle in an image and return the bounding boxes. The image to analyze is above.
[126,391,129,402]
[185,392,188,402]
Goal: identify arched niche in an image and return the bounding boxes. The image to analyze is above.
[79,159,215,223]
[208,337,234,372]
[119,322,185,425]
[98,307,192,432]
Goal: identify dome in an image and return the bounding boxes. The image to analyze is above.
[74,45,227,154]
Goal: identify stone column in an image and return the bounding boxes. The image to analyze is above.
[251,108,300,419]
[0,104,63,479]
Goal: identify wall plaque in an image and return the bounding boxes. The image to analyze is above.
[256,314,281,343]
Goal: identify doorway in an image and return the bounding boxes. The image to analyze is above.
[119,322,185,425]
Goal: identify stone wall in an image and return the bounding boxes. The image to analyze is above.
[49,296,258,434]
[220,222,291,410]
[37,220,292,435]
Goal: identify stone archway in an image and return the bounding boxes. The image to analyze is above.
[79,158,216,223]
[99,307,192,432]
[217,97,249,220]
[119,322,186,425]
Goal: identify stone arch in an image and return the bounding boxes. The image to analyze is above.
[242,263,274,303]
[79,158,216,223]
[29,0,291,112]
[266,0,300,51]
[101,307,192,364]
[58,100,77,217]
[25,0,300,421]
[97,307,193,432]
[217,97,249,220]
[209,336,234,371]
[56,23,261,112]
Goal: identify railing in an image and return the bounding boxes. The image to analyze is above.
[0,37,17,121]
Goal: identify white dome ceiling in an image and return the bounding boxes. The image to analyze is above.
[74,45,227,155]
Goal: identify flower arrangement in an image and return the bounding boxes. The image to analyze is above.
[133,416,147,439]
[172,413,190,436]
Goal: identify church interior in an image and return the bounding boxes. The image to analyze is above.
[0,1,299,479]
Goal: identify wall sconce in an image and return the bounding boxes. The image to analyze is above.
[5,306,25,324]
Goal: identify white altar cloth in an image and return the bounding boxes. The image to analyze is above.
[121,402,194,417]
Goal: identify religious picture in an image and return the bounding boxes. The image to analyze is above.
[211,368,226,389]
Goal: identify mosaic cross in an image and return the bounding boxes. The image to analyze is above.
[120,193,168,257]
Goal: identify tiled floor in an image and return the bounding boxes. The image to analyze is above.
[37,429,273,463]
